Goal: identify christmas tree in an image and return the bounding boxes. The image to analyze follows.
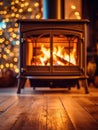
[0,0,42,86]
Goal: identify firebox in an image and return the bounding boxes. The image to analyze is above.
[17,19,89,93]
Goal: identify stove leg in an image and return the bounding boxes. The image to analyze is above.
[82,79,89,94]
[17,78,26,94]
[77,81,80,89]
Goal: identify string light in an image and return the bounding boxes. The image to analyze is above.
[0,0,42,74]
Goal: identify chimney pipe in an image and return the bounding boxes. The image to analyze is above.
[43,0,65,19]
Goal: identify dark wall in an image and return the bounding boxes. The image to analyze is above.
[82,0,98,48]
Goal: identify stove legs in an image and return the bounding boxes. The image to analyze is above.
[77,78,89,94]
[17,77,89,94]
[82,79,89,94]
[17,78,26,94]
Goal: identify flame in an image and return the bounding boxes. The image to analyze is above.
[40,44,50,66]
[31,41,77,66]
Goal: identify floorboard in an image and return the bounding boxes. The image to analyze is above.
[0,86,98,130]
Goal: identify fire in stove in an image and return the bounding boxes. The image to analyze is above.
[26,35,78,67]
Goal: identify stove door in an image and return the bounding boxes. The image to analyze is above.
[52,33,79,66]
[26,32,51,73]
[25,30,82,75]
[52,33,80,74]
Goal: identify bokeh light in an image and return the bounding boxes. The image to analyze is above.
[0,0,42,75]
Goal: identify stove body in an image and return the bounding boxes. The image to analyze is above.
[17,19,89,93]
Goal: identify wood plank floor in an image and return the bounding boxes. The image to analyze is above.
[0,86,98,130]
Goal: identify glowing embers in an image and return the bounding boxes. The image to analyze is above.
[27,35,78,66]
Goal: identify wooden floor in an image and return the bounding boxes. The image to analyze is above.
[0,85,98,130]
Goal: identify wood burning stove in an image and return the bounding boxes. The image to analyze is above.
[17,19,89,93]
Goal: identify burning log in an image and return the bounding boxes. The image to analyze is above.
[54,54,74,66]
[31,55,50,66]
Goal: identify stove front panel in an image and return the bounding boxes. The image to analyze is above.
[22,29,83,76]
[18,20,89,77]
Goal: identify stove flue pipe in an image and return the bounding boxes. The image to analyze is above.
[43,0,65,19]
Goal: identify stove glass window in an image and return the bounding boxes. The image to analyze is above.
[26,32,79,67]
[26,34,50,66]
[53,34,78,66]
